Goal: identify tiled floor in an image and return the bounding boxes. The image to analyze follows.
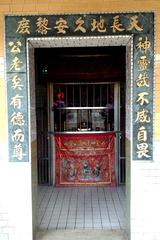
[38,186,126,231]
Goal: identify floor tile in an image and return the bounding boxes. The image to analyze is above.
[38,186,125,231]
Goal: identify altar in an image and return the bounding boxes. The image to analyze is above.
[54,133,116,186]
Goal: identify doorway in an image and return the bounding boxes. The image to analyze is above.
[35,46,126,187]
[28,36,131,237]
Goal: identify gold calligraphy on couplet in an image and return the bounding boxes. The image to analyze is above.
[110,15,124,33]
[10,112,25,126]
[11,129,25,160]
[8,41,22,53]
[11,75,24,90]
[12,129,24,142]
[137,126,150,158]
[91,16,106,32]
[135,36,152,159]
[135,109,150,124]
[137,126,147,142]
[138,55,150,71]
[136,36,151,54]
[9,56,23,71]
[136,72,150,88]
[54,17,69,34]
[8,40,25,161]
[36,17,51,35]
[136,92,149,106]
[137,142,150,158]
[128,15,143,32]
[10,94,23,109]
[74,17,86,33]
[16,17,30,34]
[13,144,23,161]
[15,15,144,35]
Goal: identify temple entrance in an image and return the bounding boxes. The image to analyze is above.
[35,46,126,186]
[31,37,130,237]
[4,12,154,240]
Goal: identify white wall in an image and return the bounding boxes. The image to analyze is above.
[130,157,160,240]
[0,157,33,240]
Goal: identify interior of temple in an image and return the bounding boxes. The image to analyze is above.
[34,45,126,231]
[35,47,125,185]
[35,46,126,187]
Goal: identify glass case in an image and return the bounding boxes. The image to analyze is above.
[52,83,114,133]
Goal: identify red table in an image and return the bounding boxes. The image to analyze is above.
[54,133,116,186]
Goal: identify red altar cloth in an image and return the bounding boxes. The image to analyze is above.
[54,133,116,186]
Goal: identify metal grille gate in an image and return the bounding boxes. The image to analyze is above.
[36,85,51,185]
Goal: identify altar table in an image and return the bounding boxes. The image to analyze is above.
[54,133,116,186]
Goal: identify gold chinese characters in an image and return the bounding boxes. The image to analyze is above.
[16,15,144,35]
[8,40,26,161]
[135,35,152,159]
